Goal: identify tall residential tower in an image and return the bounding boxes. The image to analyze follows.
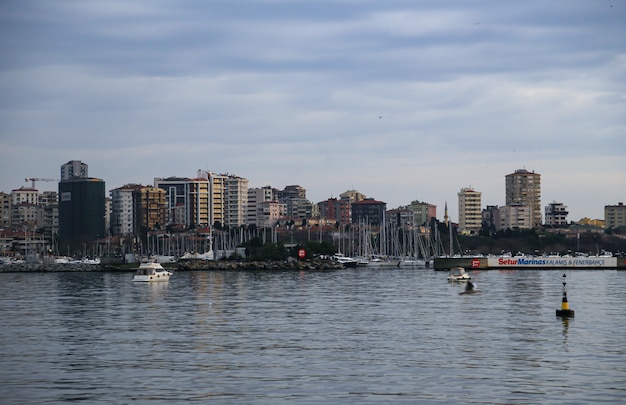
[505,169,541,228]
[458,187,482,235]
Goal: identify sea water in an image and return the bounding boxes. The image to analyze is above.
[0,268,624,404]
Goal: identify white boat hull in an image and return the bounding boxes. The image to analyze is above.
[447,267,471,282]
[132,273,172,282]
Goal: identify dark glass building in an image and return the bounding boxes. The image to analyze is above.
[58,177,105,252]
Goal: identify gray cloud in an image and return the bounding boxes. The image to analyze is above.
[1,0,625,221]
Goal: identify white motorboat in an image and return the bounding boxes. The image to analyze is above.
[332,253,359,268]
[132,260,172,282]
[447,266,471,282]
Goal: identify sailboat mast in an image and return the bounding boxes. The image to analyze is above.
[449,221,453,257]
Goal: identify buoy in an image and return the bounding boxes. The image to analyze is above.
[556,273,574,317]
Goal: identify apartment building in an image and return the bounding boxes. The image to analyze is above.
[154,176,210,228]
[275,185,308,219]
[505,169,541,228]
[407,200,437,227]
[458,187,482,235]
[156,171,250,229]
[0,192,10,230]
[386,207,414,228]
[110,184,141,236]
[605,202,626,229]
[318,197,351,225]
[224,175,249,227]
[498,203,532,230]
[255,201,286,228]
[351,198,387,226]
[545,201,569,227]
[134,186,167,232]
[248,186,274,226]
[9,187,39,231]
[339,189,366,203]
[481,205,500,231]
[60,160,88,180]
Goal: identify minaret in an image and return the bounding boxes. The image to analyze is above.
[444,201,449,226]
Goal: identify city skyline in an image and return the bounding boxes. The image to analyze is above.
[1,1,625,222]
[1,164,620,225]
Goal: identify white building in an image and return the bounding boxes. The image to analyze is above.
[256,201,286,228]
[110,185,141,236]
[248,186,274,226]
[10,187,40,230]
[11,187,38,206]
[458,187,482,235]
[225,175,249,227]
[498,204,532,230]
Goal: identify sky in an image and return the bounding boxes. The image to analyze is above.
[1,0,625,223]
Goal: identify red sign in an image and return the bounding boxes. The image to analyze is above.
[298,248,306,259]
[471,259,481,268]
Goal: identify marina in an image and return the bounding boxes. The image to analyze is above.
[434,254,626,270]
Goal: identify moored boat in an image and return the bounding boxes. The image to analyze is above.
[398,258,427,267]
[332,253,359,268]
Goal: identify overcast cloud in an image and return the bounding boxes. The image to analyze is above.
[1,0,625,222]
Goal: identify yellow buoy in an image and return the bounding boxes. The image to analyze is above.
[556,273,574,317]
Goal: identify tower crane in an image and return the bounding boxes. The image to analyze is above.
[25,178,59,189]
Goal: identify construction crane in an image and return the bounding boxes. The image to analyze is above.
[25,178,59,189]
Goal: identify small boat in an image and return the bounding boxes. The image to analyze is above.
[332,253,359,268]
[447,266,471,282]
[132,259,172,282]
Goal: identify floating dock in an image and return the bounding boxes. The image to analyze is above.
[433,255,626,270]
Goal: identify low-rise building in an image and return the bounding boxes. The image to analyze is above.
[545,201,568,227]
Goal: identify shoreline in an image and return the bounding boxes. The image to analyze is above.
[0,259,345,273]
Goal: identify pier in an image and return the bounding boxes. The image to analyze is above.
[434,255,626,270]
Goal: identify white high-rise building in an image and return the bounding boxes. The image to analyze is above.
[225,176,249,227]
[110,184,141,236]
[248,186,274,226]
[195,170,249,228]
[458,187,482,235]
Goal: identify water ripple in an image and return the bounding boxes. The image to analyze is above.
[0,269,625,404]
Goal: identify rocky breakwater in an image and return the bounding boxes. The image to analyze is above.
[178,259,345,271]
[0,263,105,273]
